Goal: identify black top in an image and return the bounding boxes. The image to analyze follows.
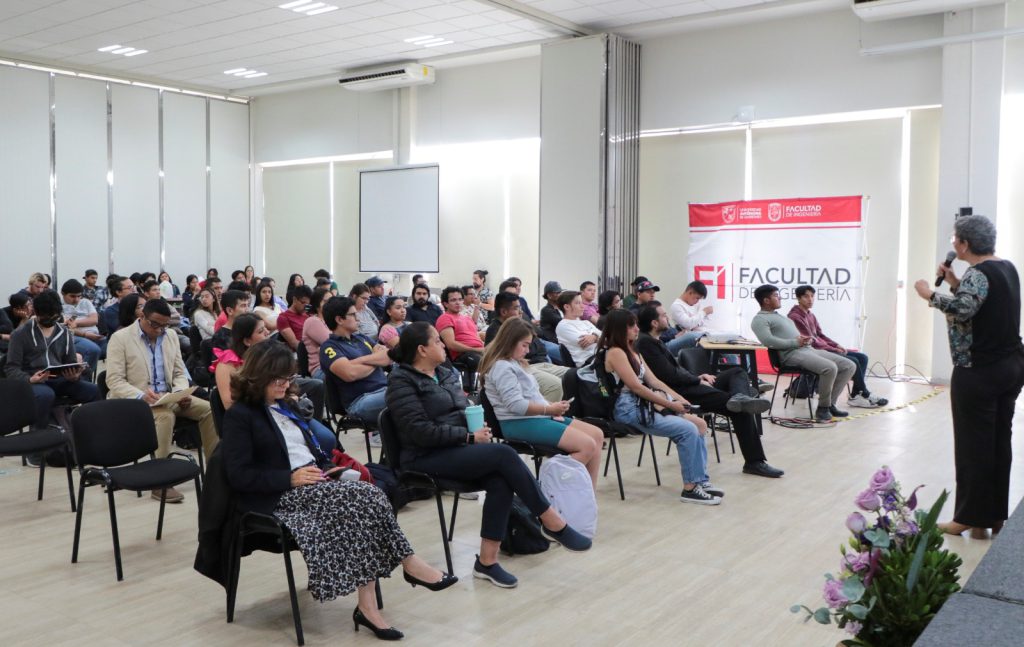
[0,307,12,353]
[634,332,700,393]
[211,325,232,351]
[384,364,470,465]
[485,319,548,364]
[971,259,1024,367]
[405,302,443,325]
[538,304,562,343]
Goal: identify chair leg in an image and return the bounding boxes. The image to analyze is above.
[281,538,305,646]
[533,455,542,479]
[724,416,736,453]
[375,579,384,610]
[648,435,661,486]
[37,460,46,501]
[71,477,87,564]
[107,488,124,581]
[710,424,720,464]
[196,447,206,490]
[665,438,671,456]
[768,374,782,417]
[637,434,647,467]
[65,459,76,512]
[156,488,167,540]
[226,529,242,623]
[606,435,624,501]
[364,430,373,464]
[434,492,453,575]
[448,495,460,542]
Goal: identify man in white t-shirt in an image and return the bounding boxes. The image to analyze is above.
[555,290,602,367]
[670,280,715,349]
[60,278,105,376]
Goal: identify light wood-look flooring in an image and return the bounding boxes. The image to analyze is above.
[1,378,1019,646]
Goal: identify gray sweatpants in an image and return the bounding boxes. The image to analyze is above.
[782,347,857,410]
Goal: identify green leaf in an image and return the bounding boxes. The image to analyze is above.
[789,604,802,613]
[842,577,866,603]
[847,603,869,620]
[813,607,832,625]
[864,528,891,549]
[908,490,949,592]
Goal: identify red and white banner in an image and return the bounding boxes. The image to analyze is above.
[686,196,864,346]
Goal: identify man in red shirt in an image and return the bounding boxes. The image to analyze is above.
[277,285,312,351]
[787,285,887,408]
[436,286,484,390]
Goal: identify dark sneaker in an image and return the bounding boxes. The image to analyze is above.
[867,393,889,407]
[742,461,785,478]
[473,556,518,588]
[679,485,721,506]
[726,394,771,415]
[699,481,725,498]
[540,523,592,552]
[757,379,774,394]
[815,408,833,423]
[828,405,849,418]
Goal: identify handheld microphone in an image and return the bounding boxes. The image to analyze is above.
[935,251,956,287]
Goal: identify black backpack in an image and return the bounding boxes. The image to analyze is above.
[500,495,550,556]
[785,373,819,399]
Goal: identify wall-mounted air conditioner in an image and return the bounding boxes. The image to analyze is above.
[852,0,1003,21]
[338,64,435,91]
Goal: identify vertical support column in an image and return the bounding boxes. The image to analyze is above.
[106,83,115,273]
[48,73,58,282]
[158,89,166,271]
[604,36,641,293]
[206,98,212,270]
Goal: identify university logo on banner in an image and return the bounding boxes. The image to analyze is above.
[687,196,864,346]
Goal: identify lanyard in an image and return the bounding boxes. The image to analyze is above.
[271,403,328,464]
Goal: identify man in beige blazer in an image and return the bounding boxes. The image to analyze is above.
[105,298,216,503]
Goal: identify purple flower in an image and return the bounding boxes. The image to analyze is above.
[855,488,881,512]
[843,552,871,573]
[906,485,924,511]
[846,620,863,636]
[846,512,867,534]
[823,578,847,609]
[882,492,900,512]
[897,520,919,536]
[870,466,896,493]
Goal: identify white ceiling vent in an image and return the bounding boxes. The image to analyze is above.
[852,0,1004,21]
[338,64,435,91]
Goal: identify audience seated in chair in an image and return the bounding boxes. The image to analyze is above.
[621,275,647,311]
[158,271,180,299]
[301,287,332,380]
[787,284,888,409]
[349,283,380,342]
[193,288,222,341]
[4,289,99,445]
[17,272,49,301]
[750,283,857,423]
[634,303,783,479]
[459,284,488,332]
[538,281,563,343]
[627,279,660,314]
[385,322,591,589]
[219,341,456,641]
[100,275,135,337]
[435,286,484,384]
[486,291,567,401]
[580,281,600,325]
[595,289,622,330]
[555,290,602,367]
[4,293,33,336]
[104,297,217,503]
[252,280,283,331]
[480,317,603,488]
[276,285,312,352]
[405,283,443,325]
[60,279,105,377]
[81,269,108,312]
[212,290,253,352]
[320,296,390,427]
[377,296,408,350]
[366,275,388,321]
[670,280,717,350]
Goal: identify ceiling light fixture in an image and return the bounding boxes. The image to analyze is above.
[422,40,454,48]
[98,45,148,57]
[224,68,268,79]
[404,35,454,48]
[404,35,435,43]
[278,1,339,16]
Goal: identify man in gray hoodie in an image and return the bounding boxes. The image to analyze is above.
[4,289,99,432]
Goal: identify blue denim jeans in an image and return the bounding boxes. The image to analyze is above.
[346,386,388,425]
[73,337,104,377]
[308,418,337,453]
[540,339,562,365]
[613,391,708,486]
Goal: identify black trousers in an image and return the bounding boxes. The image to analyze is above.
[949,351,1024,527]
[406,443,550,541]
[679,367,766,464]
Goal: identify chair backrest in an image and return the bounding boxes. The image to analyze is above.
[295,342,310,378]
[187,324,203,355]
[71,399,158,467]
[323,373,344,418]
[376,408,404,471]
[677,347,713,375]
[766,348,799,374]
[561,368,581,416]
[210,387,226,437]
[477,391,504,440]
[0,380,37,435]
[97,370,109,398]
[558,344,576,368]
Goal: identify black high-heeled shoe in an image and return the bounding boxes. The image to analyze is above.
[403,569,458,591]
[353,607,403,641]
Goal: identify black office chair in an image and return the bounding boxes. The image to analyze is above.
[296,341,311,378]
[323,378,379,462]
[0,380,76,511]
[70,399,202,581]
[479,391,565,478]
[766,348,815,419]
[210,387,227,437]
[561,368,630,500]
[672,347,735,463]
[377,408,479,575]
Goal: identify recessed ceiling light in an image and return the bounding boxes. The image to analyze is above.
[224,68,247,74]
[418,38,447,45]
[404,35,435,43]
[423,40,454,48]
[278,1,338,16]
[224,68,268,79]
[99,45,147,57]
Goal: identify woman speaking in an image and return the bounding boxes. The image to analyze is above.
[915,215,1024,538]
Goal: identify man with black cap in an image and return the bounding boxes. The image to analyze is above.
[366,276,388,321]
[538,280,563,343]
[628,279,660,313]
[622,276,649,310]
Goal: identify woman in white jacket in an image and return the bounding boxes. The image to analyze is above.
[480,317,604,489]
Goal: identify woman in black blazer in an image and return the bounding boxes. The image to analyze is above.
[221,342,455,641]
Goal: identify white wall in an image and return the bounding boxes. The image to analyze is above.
[640,10,943,130]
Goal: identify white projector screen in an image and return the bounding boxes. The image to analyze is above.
[360,165,439,272]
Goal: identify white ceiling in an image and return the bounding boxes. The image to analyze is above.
[0,0,826,95]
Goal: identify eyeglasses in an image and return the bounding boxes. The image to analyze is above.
[345,311,358,319]
[271,374,299,387]
[145,318,169,330]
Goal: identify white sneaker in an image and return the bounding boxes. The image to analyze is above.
[368,432,382,447]
[847,395,878,409]
[867,393,889,407]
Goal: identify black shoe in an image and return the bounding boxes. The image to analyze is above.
[743,461,784,478]
[828,405,849,418]
[726,394,771,415]
[403,569,458,591]
[473,555,518,588]
[353,608,403,641]
[540,523,592,552]
[814,408,833,423]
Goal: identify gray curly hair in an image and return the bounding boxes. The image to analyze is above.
[954,215,996,255]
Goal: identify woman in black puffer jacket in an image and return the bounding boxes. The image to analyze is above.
[385,322,591,589]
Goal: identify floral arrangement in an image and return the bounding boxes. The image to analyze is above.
[792,466,963,647]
